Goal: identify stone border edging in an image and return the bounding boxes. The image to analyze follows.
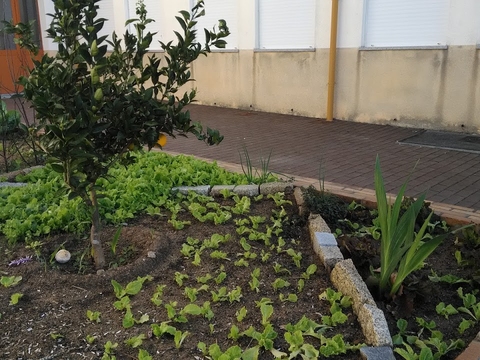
[294,187,396,360]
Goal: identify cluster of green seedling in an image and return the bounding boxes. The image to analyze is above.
[76,192,366,358]
[392,285,479,359]
[393,317,464,360]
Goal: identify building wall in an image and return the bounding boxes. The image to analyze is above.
[35,0,480,132]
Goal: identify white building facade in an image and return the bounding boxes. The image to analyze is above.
[32,0,480,131]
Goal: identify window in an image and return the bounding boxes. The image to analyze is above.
[18,0,41,47]
[192,0,238,50]
[0,0,15,50]
[257,0,316,50]
[96,0,116,48]
[363,0,449,48]
[126,0,163,50]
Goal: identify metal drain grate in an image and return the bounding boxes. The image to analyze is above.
[398,130,480,154]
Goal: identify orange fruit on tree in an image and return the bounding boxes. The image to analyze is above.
[157,133,167,147]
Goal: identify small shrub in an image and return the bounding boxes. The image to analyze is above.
[301,186,347,226]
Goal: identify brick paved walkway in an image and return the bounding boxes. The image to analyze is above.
[166,105,480,221]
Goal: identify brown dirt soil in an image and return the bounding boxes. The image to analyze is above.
[0,193,365,359]
[326,196,480,360]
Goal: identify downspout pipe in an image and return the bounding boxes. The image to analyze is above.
[326,0,339,121]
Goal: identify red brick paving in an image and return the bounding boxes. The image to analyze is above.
[166,105,480,215]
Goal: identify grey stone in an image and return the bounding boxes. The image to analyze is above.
[259,182,293,195]
[55,249,71,264]
[172,185,211,196]
[2,165,44,182]
[147,251,156,259]
[330,259,376,315]
[308,213,331,233]
[210,185,235,197]
[315,232,338,246]
[358,304,393,347]
[293,187,305,215]
[313,245,344,272]
[233,185,259,196]
[0,182,27,188]
[360,346,395,360]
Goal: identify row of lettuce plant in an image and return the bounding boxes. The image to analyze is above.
[0,151,274,243]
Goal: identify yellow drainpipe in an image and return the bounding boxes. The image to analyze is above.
[326,0,339,121]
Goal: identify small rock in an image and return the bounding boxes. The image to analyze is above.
[55,249,71,263]
[96,269,105,275]
[147,251,156,259]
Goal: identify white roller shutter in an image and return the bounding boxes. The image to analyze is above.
[42,0,56,51]
[126,0,163,50]
[96,0,116,48]
[193,0,238,50]
[363,0,449,47]
[257,0,316,50]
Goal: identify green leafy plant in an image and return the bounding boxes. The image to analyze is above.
[9,293,23,305]
[255,298,274,326]
[183,285,209,302]
[50,333,64,340]
[236,306,248,322]
[374,156,445,296]
[111,275,152,299]
[110,226,122,255]
[301,264,317,280]
[435,303,459,319]
[286,248,302,268]
[239,145,274,184]
[151,284,167,306]
[267,192,292,207]
[137,349,152,360]
[6,0,227,269]
[101,341,118,360]
[428,270,471,285]
[0,275,22,287]
[249,268,261,292]
[174,272,189,287]
[272,278,290,292]
[174,330,190,349]
[279,293,298,303]
[86,310,101,323]
[319,334,362,357]
[0,100,21,133]
[319,288,352,326]
[124,333,146,348]
[393,318,465,359]
[85,334,96,344]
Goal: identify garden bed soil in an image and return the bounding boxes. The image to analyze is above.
[0,193,365,359]
[303,187,480,360]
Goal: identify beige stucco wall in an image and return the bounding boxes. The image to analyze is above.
[191,46,480,132]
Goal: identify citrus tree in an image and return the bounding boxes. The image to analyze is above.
[8,0,228,269]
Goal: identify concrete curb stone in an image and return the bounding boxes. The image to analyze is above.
[330,259,377,316]
[357,304,393,347]
[233,184,259,197]
[210,185,235,196]
[171,185,211,196]
[0,182,27,188]
[259,182,294,195]
[306,206,394,357]
[360,346,396,360]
